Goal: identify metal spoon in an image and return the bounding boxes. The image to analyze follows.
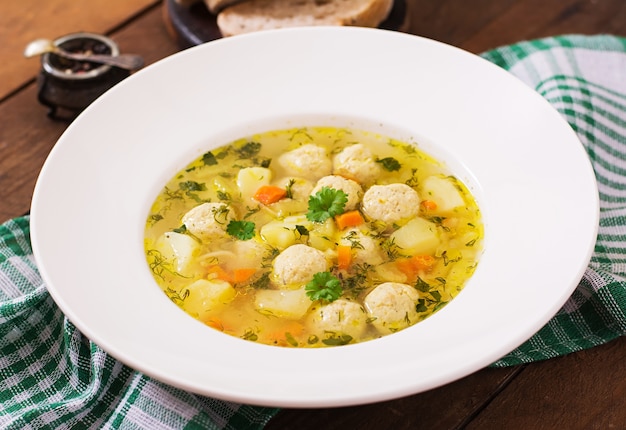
[24,38,144,70]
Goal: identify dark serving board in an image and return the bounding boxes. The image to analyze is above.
[163,0,409,49]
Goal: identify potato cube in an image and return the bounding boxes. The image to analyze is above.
[421,176,465,213]
[390,217,439,255]
[255,288,311,319]
[260,215,311,250]
[155,231,200,275]
[308,218,337,251]
[260,221,299,250]
[237,167,272,200]
[182,279,236,318]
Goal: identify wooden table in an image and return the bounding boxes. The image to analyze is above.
[2,1,625,428]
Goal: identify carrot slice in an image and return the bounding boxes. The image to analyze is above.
[206,265,232,283]
[337,245,352,270]
[396,255,436,280]
[205,318,225,331]
[335,210,365,230]
[253,185,287,205]
[421,200,438,211]
[232,268,257,284]
[267,322,304,347]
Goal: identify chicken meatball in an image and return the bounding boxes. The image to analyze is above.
[272,244,329,287]
[361,183,420,224]
[364,282,420,333]
[333,143,382,185]
[308,299,368,340]
[311,175,363,211]
[278,144,332,181]
[181,202,235,240]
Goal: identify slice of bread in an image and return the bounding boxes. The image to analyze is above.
[216,0,394,37]
[204,0,247,13]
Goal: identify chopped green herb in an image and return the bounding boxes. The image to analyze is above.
[146,249,188,280]
[343,230,364,250]
[306,187,347,222]
[341,263,371,297]
[405,168,419,187]
[165,287,189,305]
[442,250,462,265]
[322,333,353,346]
[202,151,218,166]
[217,191,231,201]
[295,225,309,237]
[376,157,401,171]
[243,206,261,219]
[250,271,271,289]
[173,224,187,234]
[149,214,163,223]
[285,178,296,199]
[415,277,431,293]
[285,332,299,347]
[226,220,256,240]
[179,181,206,192]
[242,328,258,341]
[306,272,343,302]
[258,157,272,168]
[415,299,428,313]
[429,290,442,301]
[236,141,262,159]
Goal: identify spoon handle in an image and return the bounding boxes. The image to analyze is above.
[58,51,144,70]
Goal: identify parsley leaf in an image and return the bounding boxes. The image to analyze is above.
[306,187,348,222]
[376,157,401,171]
[305,272,342,302]
[226,220,256,240]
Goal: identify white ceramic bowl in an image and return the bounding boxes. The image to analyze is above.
[30,27,598,407]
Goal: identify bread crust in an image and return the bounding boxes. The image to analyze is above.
[217,0,394,37]
[204,0,248,14]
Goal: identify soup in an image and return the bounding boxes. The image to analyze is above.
[144,127,483,347]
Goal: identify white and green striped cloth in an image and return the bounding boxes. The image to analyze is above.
[1,35,625,428]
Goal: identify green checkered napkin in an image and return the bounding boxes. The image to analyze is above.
[1,35,625,427]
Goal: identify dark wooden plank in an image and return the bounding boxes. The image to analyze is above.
[0,86,66,222]
[0,0,157,101]
[0,4,179,222]
[403,0,626,54]
[403,0,518,50]
[459,0,626,53]
[466,336,626,429]
[267,366,524,429]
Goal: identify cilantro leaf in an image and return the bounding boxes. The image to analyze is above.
[226,220,256,240]
[306,187,348,222]
[376,157,401,171]
[305,272,342,302]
